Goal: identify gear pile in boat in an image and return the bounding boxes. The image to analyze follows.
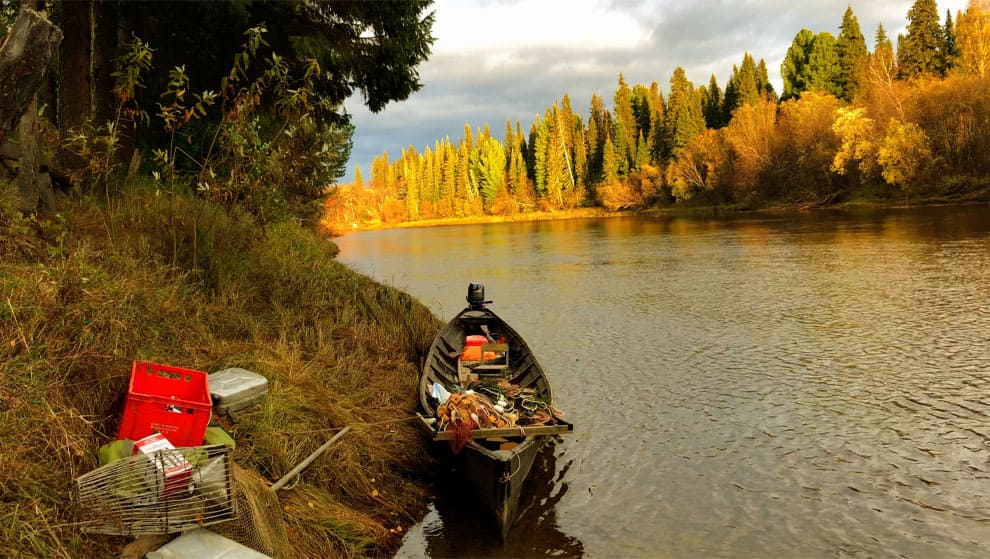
[430,380,565,452]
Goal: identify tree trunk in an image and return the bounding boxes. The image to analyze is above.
[0,7,63,141]
[91,0,119,127]
[56,0,93,134]
[16,97,55,213]
[0,7,62,213]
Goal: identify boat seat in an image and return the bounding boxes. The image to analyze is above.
[458,343,509,383]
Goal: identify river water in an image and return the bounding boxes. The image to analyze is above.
[333,206,990,558]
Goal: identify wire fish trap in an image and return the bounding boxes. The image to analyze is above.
[75,444,234,536]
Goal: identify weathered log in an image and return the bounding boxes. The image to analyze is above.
[0,139,73,190]
[0,7,63,142]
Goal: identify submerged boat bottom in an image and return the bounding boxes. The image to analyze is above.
[447,436,548,541]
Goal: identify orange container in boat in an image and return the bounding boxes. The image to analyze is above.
[461,335,496,361]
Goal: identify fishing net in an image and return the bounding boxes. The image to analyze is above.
[213,463,291,558]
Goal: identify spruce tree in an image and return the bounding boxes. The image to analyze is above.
[602,131,619,185]
[534,112,549,197]
[665,67,706,157]
[756,59,776,100]
[836,6,868,101]
[782,29,816,100]
[613,73,637,171]
[701,74,725,129]
[547,106,568,206]
[808,31,841,97]
[527,121,538,182]
[943,9,959,71]
[898,0,945,77]
[631,84,653,139]
[587,93,608,183]
[646,82,666,165]
[440,140,456,204]
[404,156,419,220]
[573,125,588,191]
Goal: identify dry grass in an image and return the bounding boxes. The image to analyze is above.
[0,184,442,557]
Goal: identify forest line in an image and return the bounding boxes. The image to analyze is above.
[323,0,990,234]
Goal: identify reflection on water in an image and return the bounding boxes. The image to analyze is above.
[335,206,990,558]
[397,441,584,558]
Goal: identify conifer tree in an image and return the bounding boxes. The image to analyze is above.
[469,136,505,206]
[547,106,568,207]
[631,84,653,141]
[573,125,588,191]
[527,121,539,182]
[736,53,761,107]
[701,74,725,128]
[647,82,666,164]
[515,121,529,192]
[534,113,549,197]
[372,153,388,187]
[943,9,960,70]
[456,141,471,204]
[440,140,456,204]
[404,156,419,220]
[898,0,945,77]
[561,93,576,153]
[756,58,775,100]
[635,131,649,168]
[836,6,868,101]
[808,31,841,96]
[355,165,364,188]
[602,131,619,185]
[782,29,817,100]
[613,73,637,171]
[506,140,525,195]
[587,93,608,183]
[665,67,706,158]
[464,123,474,154]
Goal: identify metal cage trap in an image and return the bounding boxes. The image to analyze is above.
[75,444,235,536]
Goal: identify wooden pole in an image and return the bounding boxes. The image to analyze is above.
[270,426,351,492]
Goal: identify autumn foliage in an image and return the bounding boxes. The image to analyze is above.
[325,1,990,233]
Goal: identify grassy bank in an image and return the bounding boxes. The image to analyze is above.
[0,184,442,557]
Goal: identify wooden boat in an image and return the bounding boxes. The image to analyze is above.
[417,284,573,540]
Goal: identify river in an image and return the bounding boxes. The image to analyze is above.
[333,205,990,558]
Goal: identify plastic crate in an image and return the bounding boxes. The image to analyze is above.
[117,361,212,447]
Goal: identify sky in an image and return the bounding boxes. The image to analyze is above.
[342,0,968,184]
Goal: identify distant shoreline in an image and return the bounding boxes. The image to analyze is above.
[332,194,990,237]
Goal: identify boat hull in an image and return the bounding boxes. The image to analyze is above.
[418,299,570,540]
[453,436,546,540]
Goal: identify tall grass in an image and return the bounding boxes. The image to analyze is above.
[1,182,442,557]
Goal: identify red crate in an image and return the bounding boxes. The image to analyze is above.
[117,361,212,447]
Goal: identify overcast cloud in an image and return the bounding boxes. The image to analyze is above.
[343,0,967,183]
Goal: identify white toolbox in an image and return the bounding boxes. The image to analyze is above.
[208,368,268,415]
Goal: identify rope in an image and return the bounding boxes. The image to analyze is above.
[272,414,423,436]
[500,452,521,484]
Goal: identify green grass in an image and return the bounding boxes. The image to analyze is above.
[1,181,441,557]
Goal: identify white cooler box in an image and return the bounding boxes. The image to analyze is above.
[208,368,269,415]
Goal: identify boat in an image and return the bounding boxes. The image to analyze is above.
[417,283,573,540]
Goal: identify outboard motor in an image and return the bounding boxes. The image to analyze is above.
[467,283,490,310]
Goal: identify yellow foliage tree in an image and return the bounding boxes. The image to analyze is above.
[956,0,990,77]
[666,129,729,203]
[831,106,879,180]
[776,91,841,197]
[877,119,932,188]
[724,99,777,198]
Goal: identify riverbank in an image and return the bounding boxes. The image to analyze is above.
[0,187,441,558]
[336,187,990,236]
